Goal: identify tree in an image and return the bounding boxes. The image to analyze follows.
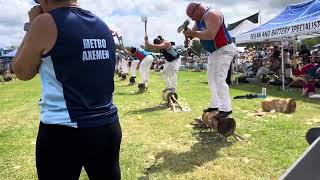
[301,37,320,50]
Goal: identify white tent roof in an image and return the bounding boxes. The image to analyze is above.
[2,49,17,58]
[313,43,320,47]
[229,20,259,37]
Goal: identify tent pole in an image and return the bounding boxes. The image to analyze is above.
[259,10,261,25]
[295,36,298,54]
[281,41,285,91]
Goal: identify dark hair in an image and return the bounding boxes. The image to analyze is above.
[312,51,318,56]
[130,47,137,54]
[153,38,161,45]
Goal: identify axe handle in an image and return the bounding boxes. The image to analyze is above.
[184,36,190,48]
[144,22,148,37]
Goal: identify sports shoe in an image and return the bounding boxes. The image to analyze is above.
[203,108,218,113]
[215,111,232,119]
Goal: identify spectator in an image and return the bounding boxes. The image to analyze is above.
[299,45,311,64]
[310,51,319,63]
[283,48,292,79]
[272,45,281,59]
[270,46,280,74]
[289,45,294,58]
[302,75,316,97]
[256,62,270,81]
[257,48,265,59]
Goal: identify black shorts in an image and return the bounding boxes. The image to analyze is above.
[36,121,122,180]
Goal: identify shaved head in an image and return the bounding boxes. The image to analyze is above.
[186,3,200,17]
[186,2,206,21]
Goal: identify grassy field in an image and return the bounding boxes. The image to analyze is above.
[0,71,319,180]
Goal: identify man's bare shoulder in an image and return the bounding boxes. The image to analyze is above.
[204,9,223,25]
[32,13,55,28]
[206,9,223,19]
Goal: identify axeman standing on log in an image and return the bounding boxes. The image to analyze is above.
[183,3,237,119]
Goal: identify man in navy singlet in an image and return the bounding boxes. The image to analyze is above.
[11,0,121,179]
[145,35,181,92]
[184,2,237,119]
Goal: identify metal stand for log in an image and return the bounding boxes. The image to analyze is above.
[192,112,245,142]
[161,89,190,112]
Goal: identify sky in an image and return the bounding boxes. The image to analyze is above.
[0,0,307,48]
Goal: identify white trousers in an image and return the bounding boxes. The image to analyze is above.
[139,55,154,83]
[116,59,122,71]
[208,43,236,112]
[163,57,181,89]
[121,59,129,74]
[256,66,270,79]
[130,60,140,77]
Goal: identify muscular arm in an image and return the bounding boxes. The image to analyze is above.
[146,41,171,50]
[192,23,198,31]
[12,13,57,80]
[186,24,199,39]
[191,11,222,40]
[124,49,132,56]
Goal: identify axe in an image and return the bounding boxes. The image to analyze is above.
[177,20,192,48]
[177,19,190,33]
[116,35,128,58]
[117,35,125,50]
[141,16,148,37]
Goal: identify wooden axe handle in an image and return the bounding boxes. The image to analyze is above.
[144,21,148,37]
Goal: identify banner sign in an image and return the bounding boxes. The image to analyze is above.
[249,20,320,40]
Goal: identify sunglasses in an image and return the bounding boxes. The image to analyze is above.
[191,3,201,17]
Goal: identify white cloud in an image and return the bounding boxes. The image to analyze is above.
[0,0,306,48]
[0,0,32,47]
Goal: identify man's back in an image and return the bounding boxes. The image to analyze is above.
[39,7,117,128]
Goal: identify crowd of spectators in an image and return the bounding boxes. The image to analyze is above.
[237,44,320,86]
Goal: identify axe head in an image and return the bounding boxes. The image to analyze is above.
[141,16,148,22]
[177,20,190,33]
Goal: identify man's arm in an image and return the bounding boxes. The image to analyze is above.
[184,11,222,40]
[192,23,198,31]
[186,24,199,39]
[12,13,56,81]
[145,40,171,50]
[125,49,133,56]
[111,29,118,37]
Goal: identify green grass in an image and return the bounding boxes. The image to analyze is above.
[0,71,319,180]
